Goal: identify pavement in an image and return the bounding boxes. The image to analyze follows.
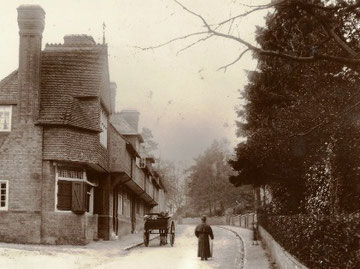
[219,225,277,269]
[95,224,242,269]
[0,224,276,269]
[0,231,159,269]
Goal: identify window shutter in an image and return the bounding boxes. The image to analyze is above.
[71,181,86,214]
[57,180,72,210]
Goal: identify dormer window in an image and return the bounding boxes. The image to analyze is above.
[100,107,108,148]
[0,106,12,132]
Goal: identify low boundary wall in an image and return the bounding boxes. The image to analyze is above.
[179,216,226,225]
[227,213,308,269]
[259,225,308,269]
[229,213,256,229]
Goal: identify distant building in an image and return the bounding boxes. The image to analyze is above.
[0,5,167,245]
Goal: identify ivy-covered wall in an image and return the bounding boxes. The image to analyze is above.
[259,214,360,269]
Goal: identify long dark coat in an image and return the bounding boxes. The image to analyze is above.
[195,223,214,259]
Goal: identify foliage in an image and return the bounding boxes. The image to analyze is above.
[141,127,158,156]
[156,160,187,213]
[229,0,360,214]
[260,213,360,269]
[187,140,254,216]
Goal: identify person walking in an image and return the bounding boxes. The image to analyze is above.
[195,216,214,261]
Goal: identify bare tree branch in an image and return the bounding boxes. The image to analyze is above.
[173,0,211,31]
[135,1,360,69]
[217,49,250,72]
[176,34,214,55]
[172,1,360,65]
[217,1,283,27]
[134,31,208,50]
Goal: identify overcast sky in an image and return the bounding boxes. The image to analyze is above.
[0,0,269,162]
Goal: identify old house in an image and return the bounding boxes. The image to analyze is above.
[0,5,167,245]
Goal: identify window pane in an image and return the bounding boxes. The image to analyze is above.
[58,167,84,179]
[0,201,4,207]
[0,106,11,131]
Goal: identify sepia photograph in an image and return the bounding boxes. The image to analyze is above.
[0,0,359,268]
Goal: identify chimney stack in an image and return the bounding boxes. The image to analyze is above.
[119,110,140,132]
[110,82,117,113]
[17,5,45,122]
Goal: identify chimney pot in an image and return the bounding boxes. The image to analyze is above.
[17,5,45,35]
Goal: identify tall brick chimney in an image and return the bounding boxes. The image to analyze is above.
[119,110,140,132]
[17,5,45,122]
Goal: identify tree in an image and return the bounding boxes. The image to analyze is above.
[156,160,187,214]
[141,1,360,213]
[228,0,360,214]
[186,140,254,216]
[141,0,360,67]
[141,127,158,156]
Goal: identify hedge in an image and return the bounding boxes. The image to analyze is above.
[259,213,360,269]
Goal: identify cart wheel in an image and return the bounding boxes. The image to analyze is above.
[144,231,150,247]
[170,222,175,247]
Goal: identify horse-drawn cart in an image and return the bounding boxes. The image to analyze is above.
[143,213,175,247]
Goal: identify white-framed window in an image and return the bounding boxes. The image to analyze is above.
[55,166,97,213]
[0,106,12,132]
[0,180,9,211]
[100,107,108,148]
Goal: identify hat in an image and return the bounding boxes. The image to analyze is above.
[201,215,206,222]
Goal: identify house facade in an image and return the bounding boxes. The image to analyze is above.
[0,5,167,245]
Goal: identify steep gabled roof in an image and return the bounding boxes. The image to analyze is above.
[0,70,18,104]
[39,42,111,131]
[111,118,144,143]
[111,116,137,135]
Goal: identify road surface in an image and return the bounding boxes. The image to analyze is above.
[96,224,243,269]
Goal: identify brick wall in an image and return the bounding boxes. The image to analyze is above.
[41,212,98,245]
[0,105,44,243]
[39,161,99,245]
[0,212,41,243]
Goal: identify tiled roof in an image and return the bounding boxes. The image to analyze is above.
[111,116,138,135]
[39,44,111,131]
[0,39,112,133]
[0,70,18,104]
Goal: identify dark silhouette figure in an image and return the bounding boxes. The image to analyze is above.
[195,216,214,260]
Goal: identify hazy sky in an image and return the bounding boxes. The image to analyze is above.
[0,0,269,162]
